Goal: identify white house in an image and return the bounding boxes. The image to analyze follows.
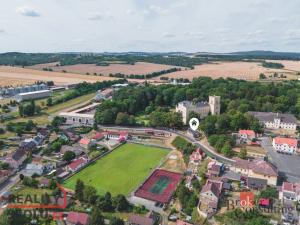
[238,130,256,143]
[272,137,298,154]
[248,112,298,131]
[176,96,221,124]
[279,182,300,202]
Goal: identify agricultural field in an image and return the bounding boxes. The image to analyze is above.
[27,62,182,76]
[266,60,300,72]
[63,143,169,196]
[0,66,116,86]
[154,61,299,81]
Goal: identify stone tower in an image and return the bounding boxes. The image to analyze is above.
[209,96,221,115]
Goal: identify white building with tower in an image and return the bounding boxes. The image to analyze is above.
[176,96,221,124]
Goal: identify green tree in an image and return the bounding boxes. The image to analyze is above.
[75,179,85,201]
[110,217,124,225]
[238,147,247,159]
[63,151,76,162]
[90,208,105,225]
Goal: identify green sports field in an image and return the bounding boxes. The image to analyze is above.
[63,143,169,196]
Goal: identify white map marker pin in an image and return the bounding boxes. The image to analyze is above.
[189,118,199,131]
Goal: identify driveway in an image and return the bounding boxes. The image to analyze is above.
[260,137,300,182]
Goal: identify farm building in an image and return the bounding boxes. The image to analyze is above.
[59,103,99,126]
[15,89,52,102]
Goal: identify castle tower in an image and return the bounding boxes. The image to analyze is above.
[209,96,221,115]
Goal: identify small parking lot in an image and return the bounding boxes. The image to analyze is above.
[260,137,300,182]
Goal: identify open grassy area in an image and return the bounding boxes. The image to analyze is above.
[45,92,96,114]
[3,92,96,126]
[63,143,169,196]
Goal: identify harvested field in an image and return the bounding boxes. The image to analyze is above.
[28,62,182,76]
[155,61,296,81]
[266,60,300,72]
[0,66,116,87]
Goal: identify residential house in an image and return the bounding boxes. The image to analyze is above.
[248,111,298,131]
[5,148,27,169]
[230,159,278,186]
[238,130,256,143]
[92,132,104,141]
[61,145,85,156]
[66,212,90,225]
[198,179,223,218]
[62,130,80,143]
[176,96,221,124]
[207,161,223,178]
[189,148,205,165]
[279,182,300,202]
[79,138,95,149]
[272,137,298,154]
[39,178,50,188]
[103,131,128,142]
[128,214,154,225]
[67,157,88,172]
[24,163,44,176]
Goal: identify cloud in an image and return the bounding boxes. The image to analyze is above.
[125,9,136,16]
[88,12,113,21]
[163,32,175,38]
[184,31,204,39]
[148,5,169,15]
[282,29,300,44]
[0,29,4,33]
[16,6,40,17]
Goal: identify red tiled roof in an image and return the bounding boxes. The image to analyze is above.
[239,130,255,136]
[67,212,89,225]
[68,158,87,171]
[273,137,298,147]
[282,182,294,192]
[93,132,104,140]
[79,138,90,145]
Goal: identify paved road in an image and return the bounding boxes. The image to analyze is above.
[260,137,300,182]
[98,125,235,165]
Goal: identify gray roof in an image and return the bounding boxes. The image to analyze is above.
[179,100,209,108]
[248,111,298,124]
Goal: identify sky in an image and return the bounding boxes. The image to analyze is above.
[0,0,299,53]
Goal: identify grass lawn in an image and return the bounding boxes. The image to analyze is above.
[63,143,169,196]
[45,92,96,114]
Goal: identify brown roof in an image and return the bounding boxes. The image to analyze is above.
[234,158,278,177]
[128,214,154,225]
[201,183,220,198]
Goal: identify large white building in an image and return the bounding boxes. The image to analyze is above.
[15,90,52,102]
[248,112,298,131]
[272,137,298,154]
[176,96,220,124]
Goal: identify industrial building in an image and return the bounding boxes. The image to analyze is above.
[15,90,52,102]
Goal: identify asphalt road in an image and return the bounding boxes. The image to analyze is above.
[260,137,300,182]
[98,125,235,165]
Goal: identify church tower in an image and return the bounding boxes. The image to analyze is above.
[209,96,221,115]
